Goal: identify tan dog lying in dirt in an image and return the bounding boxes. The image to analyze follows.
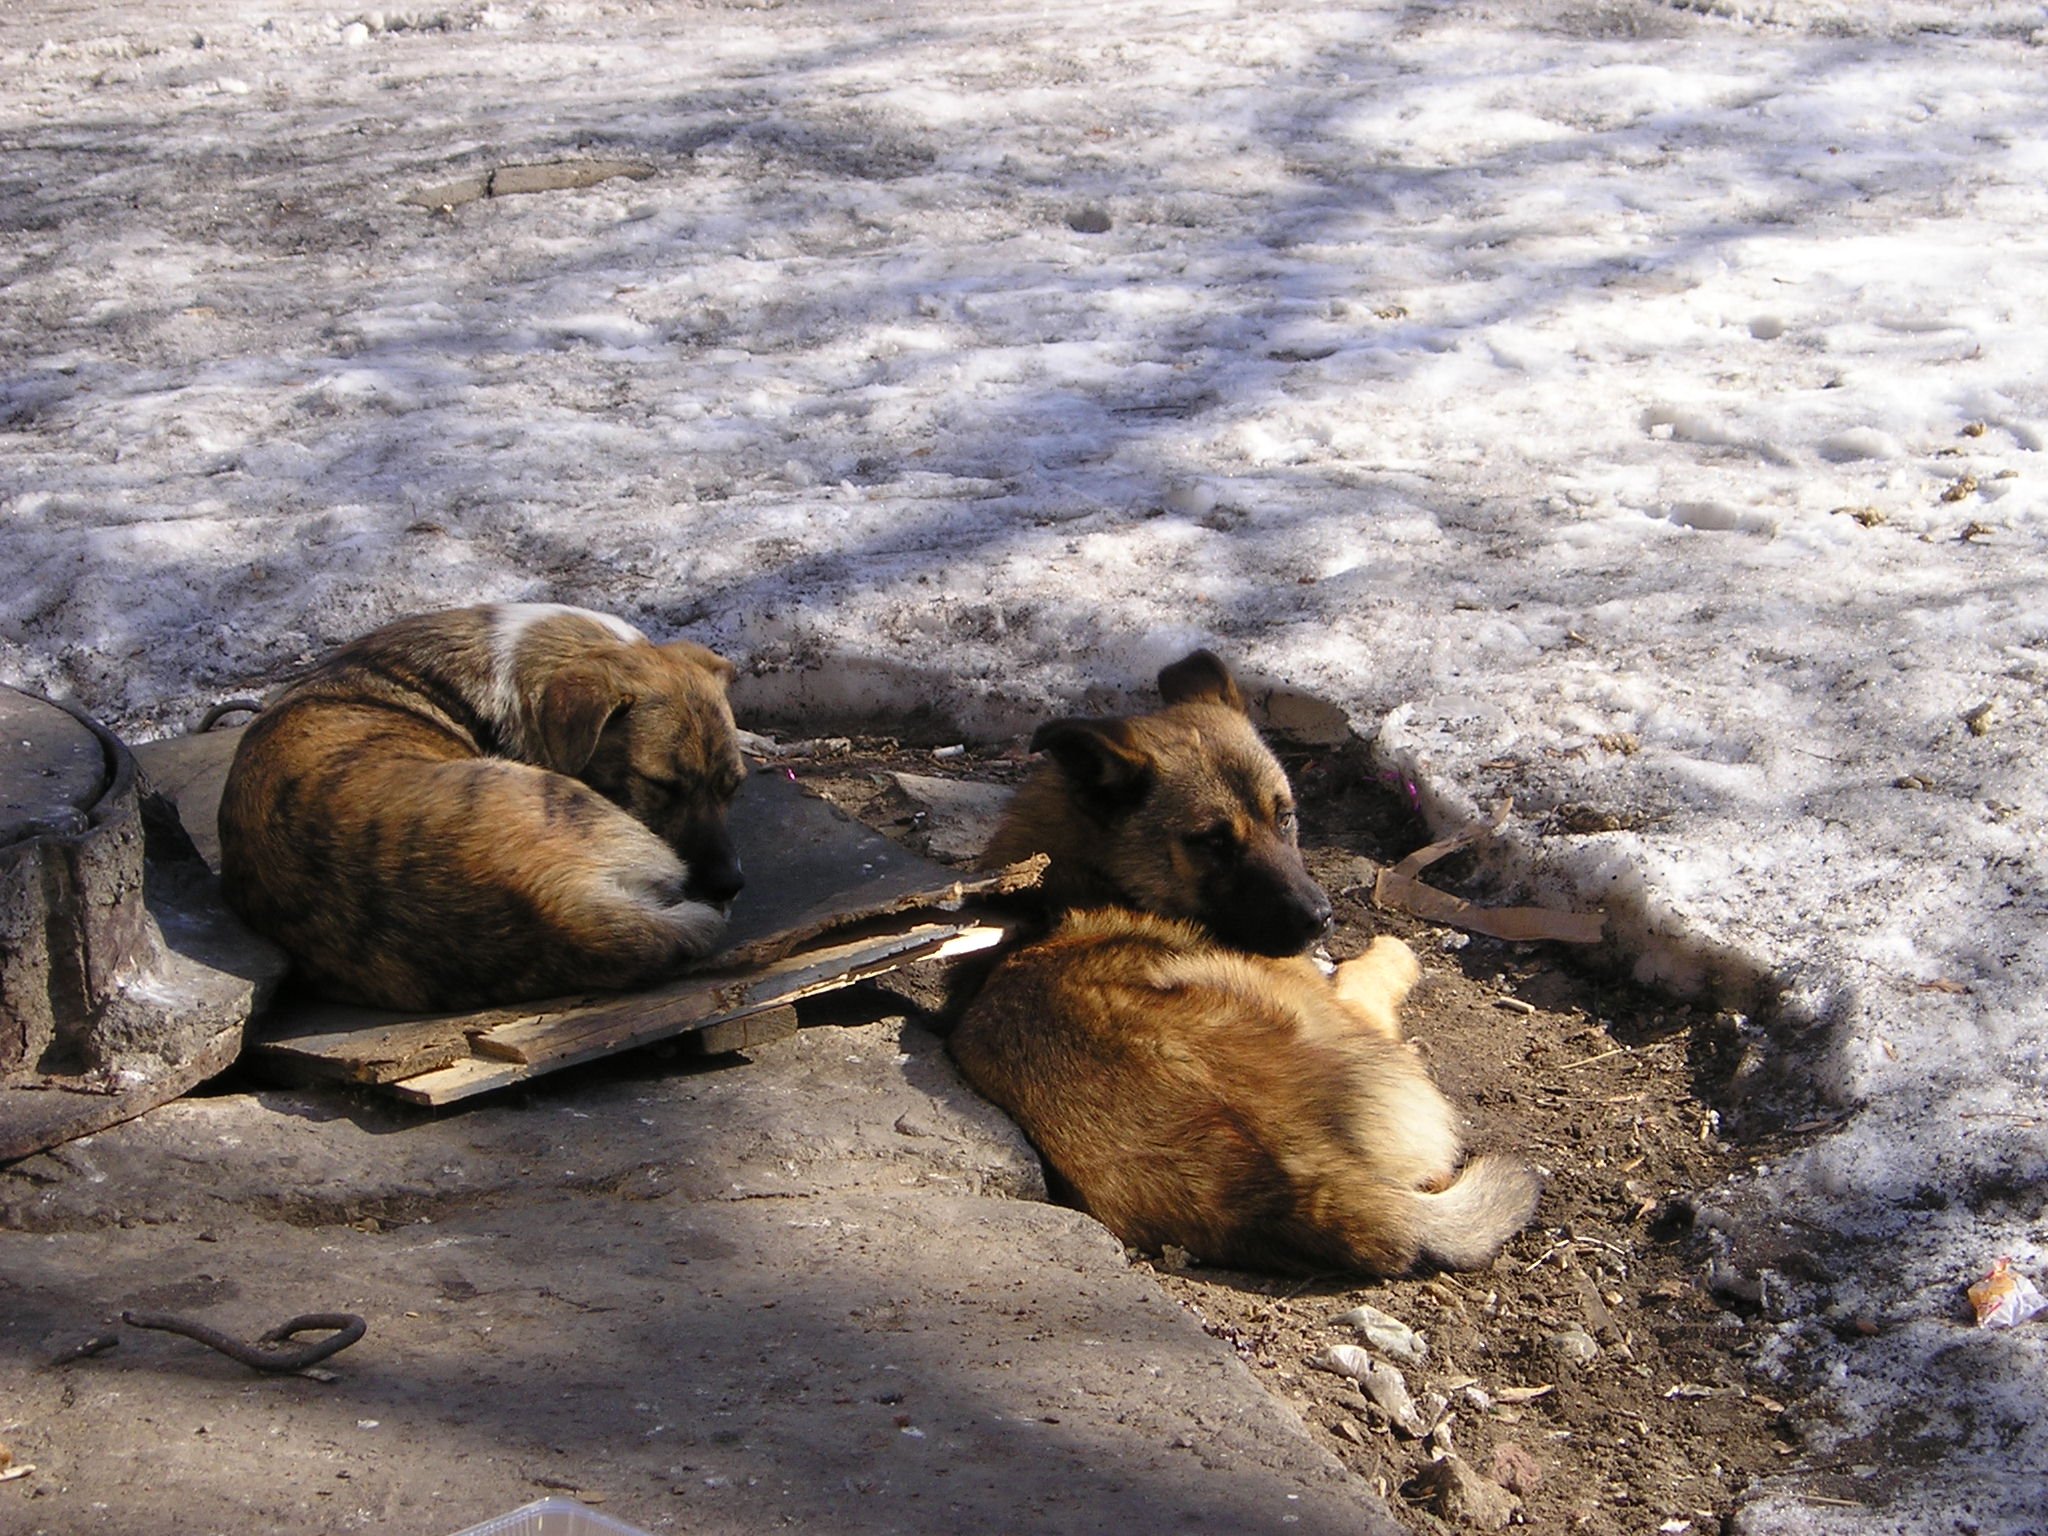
[948,650,1540,1275]
[218,603,746,1012]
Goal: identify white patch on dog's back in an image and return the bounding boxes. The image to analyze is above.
[485,603,646,726]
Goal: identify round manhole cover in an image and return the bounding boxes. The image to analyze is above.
[1,685,112,845]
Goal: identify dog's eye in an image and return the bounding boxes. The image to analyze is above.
[1276,807,1299,839]
[1184,822,1238,858]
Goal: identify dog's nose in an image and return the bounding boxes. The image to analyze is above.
[1309,886,1334,932]
[689,858,745,905]
[1290,892,1335,951]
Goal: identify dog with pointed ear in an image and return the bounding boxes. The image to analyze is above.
[950,648,1542,1278]
[983,648,1332,956]
[218,603,746,1011]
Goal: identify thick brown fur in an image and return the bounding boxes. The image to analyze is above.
[218,604,746,1012]
[950,651,1541,1276]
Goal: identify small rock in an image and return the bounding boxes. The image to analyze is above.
[1491,1440,1543,1496]
[1417,1391,1449,1433]
[1545,1327,1601,1366]
[886,772,1010,863]
[1412,1454,1521,1530]
[1066,205,1113,234]
[1333,1302,1428,1365]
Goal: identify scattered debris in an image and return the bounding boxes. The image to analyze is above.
[1318,1346,1429,1436]
[1963,700,1997,737]
[1319,1342,1376,1382]
[402,159,656,212]
[1967,1258,2046,1328]
[737,730,853,760]
[1372,800,1604,944]
[1333,1303,1428,1366]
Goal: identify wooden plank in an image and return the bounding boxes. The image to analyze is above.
[469,923,963,1065]
[250,1014,490,1085]
[248,993,593,1085]
[248,860,1040,1087]
[388,921,1009,1106]
[685,1005,799,1057]
[239,767,1042,1094]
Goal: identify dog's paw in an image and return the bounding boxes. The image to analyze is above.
[1333,936,1421,1039]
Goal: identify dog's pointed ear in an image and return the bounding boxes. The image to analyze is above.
[1157,649,1246,713]
[1030,717,1154,812]
[538,663,631,773]
[661,639,736,689]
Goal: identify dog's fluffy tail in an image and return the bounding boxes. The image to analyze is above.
[617,865,729,963]
[1404,1154,1545,1272]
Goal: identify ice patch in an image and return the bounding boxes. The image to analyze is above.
[1816,427,1902,463]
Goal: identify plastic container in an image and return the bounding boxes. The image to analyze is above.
[446,1497,656,1536]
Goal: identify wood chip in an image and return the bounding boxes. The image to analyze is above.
[1373,800,1604,943]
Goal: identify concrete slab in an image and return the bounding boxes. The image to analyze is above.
[0,1017,1403,1536]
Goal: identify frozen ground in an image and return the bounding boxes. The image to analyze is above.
[2,0,2045,1528]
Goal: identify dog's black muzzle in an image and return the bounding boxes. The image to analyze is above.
[1206,850,1333,957]
[679,822,746,905]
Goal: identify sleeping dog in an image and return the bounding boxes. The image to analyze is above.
[218,603,745,1011]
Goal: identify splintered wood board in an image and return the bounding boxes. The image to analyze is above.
[386,921,1005,1106]
[245,768,1039,1104]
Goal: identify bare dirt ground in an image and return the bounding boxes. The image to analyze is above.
[795,735,1794,1534]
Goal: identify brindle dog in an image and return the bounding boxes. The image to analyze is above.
[950,651,1540,1275]
[218,603,745,1012]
